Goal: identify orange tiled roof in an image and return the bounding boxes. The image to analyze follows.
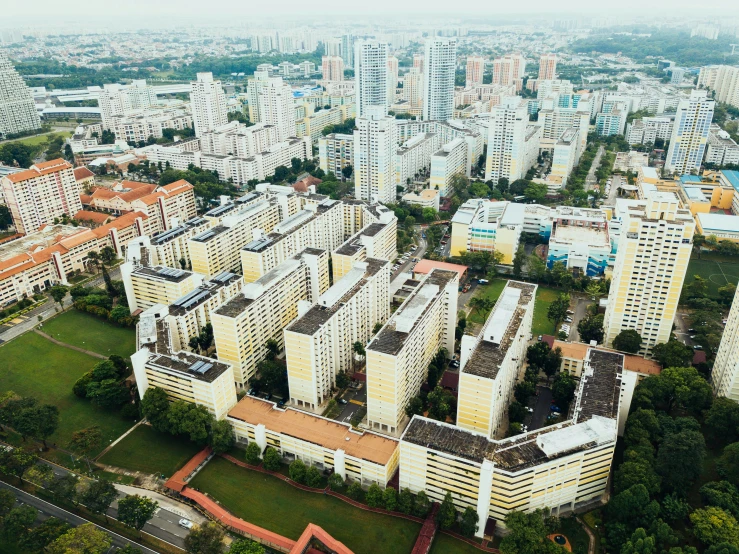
[73,167,95,180]
[74,210,112,224]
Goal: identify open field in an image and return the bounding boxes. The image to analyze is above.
[429,534,487,554]
[685,256,739,298]
[0,332,133,453]
[189,456,420,554]
[1,131,73,148]
[41,310,136,359]
[99,425,202,477]
[469,279,558,336]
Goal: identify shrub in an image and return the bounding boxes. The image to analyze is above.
[245,442,261,465]
[289,459,307,484]
[328,473,344,491]
[305,466,322,488]
[346,482,363,501]
[262,447,281,471]
[383,487,397,511]
[366,483,383,508]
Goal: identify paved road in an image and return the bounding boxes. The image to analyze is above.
[335,385,367,424]
[585,145,605,189]
[568,295,592,342]
[605,174,623,205]
[530,386,554,431]
[0,480,156,553]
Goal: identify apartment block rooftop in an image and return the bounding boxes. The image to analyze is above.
[462,281,536,380]
[150,217,209,246]
[168,271,240,317]
[132,265,192,283]
[334,222,388,256]
[287,259,388,336]
[368,269,457,356]
[146,351,231,383]
[191,225,229,243]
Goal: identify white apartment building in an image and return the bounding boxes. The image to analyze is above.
[332,213,398,280]
[355,40,389,117]
[457,281,536,439]
[295,104,355,143]
[0,51,41,137]
[711,285,739,401]
[246,70,270,123]
[700,65,739,109]
[665,90,715,175]
[190,72,228,137]
[430,137,470,196]
[200,121,280,158]
[402,68,424,109]
[395,132,440,189]
[98,80,157,130]
[354,106,398,204]
[1,159,82,234]
[550,128,580,186]
[322,56,345,82]
[256,77,296,142]
[109,107,193,144]
[366,269,459,435]
[537,103,591,158]
[387,56,399,104]
[485,97,534,183]
[285,259,391,411]
[146,216,209,270]
[211,249,329,386]
[423,38,457,122]
[603,192,695,354]
[707,125,739,167]
[318,133,354,175]
[120,263,203,313]
[466,56,485,88]
[625,116,674,146]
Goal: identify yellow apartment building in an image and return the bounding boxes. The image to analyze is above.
[332,218,398,281]
[121,263,203,313]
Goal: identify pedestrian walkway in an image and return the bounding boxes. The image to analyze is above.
[33,329,107,359]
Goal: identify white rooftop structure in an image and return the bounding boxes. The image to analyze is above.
[536,415,617,457]
[484,286,521,345]
[395,283,440,333]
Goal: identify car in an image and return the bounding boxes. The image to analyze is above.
[690,335,697,339]
[566,310,574,314]
[565,317,573,323]
[247,388,255,396]
[550,405,561,413]
[688,328,696,333]
[694,345,704,350]
[537,335,543,341]
[526,407,534,413]
[179,519,194,530]
[338,399,348,405]
[450,360,460,368]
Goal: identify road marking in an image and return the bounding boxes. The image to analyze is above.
[349,399,364,405]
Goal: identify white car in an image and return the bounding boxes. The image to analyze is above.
[179,519,194,530]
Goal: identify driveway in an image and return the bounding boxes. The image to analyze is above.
[334,384,367,424]
[530,386,554,431]
[569,295,593,342]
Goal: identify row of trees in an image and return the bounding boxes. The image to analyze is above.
[73,356,136,417]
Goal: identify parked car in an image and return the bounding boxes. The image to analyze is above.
[338,399,348,405]
[565,317,573,323]
[179,519,194,530]
[688,328,696,333]
[550,405,561,413]
[525,407,534,413]
[694,345,704,350]
[537,335,543,341]
[566,310,574,314]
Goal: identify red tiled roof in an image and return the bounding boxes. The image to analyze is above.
[74,210,111,224]
[73,167,95,180]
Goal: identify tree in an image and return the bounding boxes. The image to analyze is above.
[657,429,706,493]
[341,164,353,180]
[0,489,15,518]
[512,245,526,278]
[0,447,37,483]
[577,313,604,344]
[346,482,363,500]
[620,528,656,554]
[209,419,234,454]
[328,473,345,491]
[514,380,536,405]
[717,443,739,486]
[366,483,383,508]
[651,339,694,369]
[524,182,548,202]
[262,447,281,471]
[245,442,261,465]
[613,330,642,353]
[184,522,225,554]
[99,246,116,266]
[86,378,128,409]
[47,524,112,554]
[436,491,457,529]
[353,341,366,368]
[117,495,158,533]
[336,370,349,389]
[141,387,171,432]
[427,387,453,422]
[305,466,322,488]
[551,373,577,411]
[690,507,739,547]
[68,425,102,469]
[289,459,307,484]
[705,545,739,554]
[229,538,266,554]
[458,509,480,539]
[499,509,562,554]
[80,479,117,520]
[20,517,70,552]
[46,474,79,505]
[527,254,547,282]
[413,491,431,517]
[168,402,212,443]
[547,294,570,327]
[398,488,414,514]
[383,487,397,511]
[701,481,739,518]
[509,401,527,423]
[2,505,37,541]
[14,403,59,447]
[49,285,69,310]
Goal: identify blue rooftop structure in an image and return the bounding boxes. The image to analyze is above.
[722,170,739,193]
[679,174,704,185]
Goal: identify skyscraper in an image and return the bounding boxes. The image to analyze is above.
[0,50,41,137]
[538,53,558,80]
[341,34,354,69]
[322,56,344,81]
[190,72,228,137]
[711,285,739,401]
[603,192,695,355]
[355,40,389,117]
[354,106,397,204]
[466,56,485,88]
[665,90,715,175]
[485,97,529,183]
[423,37,457,121]
[257,77,296,142]
[387,55,399,104]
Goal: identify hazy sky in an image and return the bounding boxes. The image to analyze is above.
[3,0,738,20]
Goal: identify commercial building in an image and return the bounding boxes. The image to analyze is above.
[546,207,610,277]
[485,97,538,184]
[665,90,715,175]
[400,348,623,535]
[191,73,228,137]
[430,137,470,196]
[449,199,524,263]
[322,56,345,82]
[318,133,354,176]
[695,213,739,243]
[457,282,536,439]
[712,285,739,401]
[1,159,82,234]
[131,349,237,420]
[423,37,457,122]
[0,51,41,137]
[366,269,458,435]
[227,396,399,486]
[354,106,398,204]
[211,249,329,386]
[603,192,695,354]
[466,57,485,88]
[401,189,440,211]
[355,40,389,117]
[284,259,391,411]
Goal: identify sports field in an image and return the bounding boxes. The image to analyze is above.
[685,256,739,297]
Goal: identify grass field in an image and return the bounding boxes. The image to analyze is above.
[189,457,420,554]
[99,425,202,477]
[469,279,558,336]
[1,131,73,148]
[685,256,739,298]
[41,310,136,358]
[429,534,487,554]
[0,332,133,453]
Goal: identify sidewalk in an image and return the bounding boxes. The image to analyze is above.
[34,329,107,359]
[116,484,207,524]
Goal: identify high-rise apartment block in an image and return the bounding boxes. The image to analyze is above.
[0,51,41,138]
[665,90,715,175]
[354,106,398,204]
[491,53,526,90]
[318,133,354,176]
[256,77,296,142]
[246,70,270,123]
[711,285,739,401]
[423,38,457,122]
[98,80,157,130]
[538,53,557,81]
[485,97,535,183]
[120,264,203,313]
[387,56,399,103]
[402,68,424,109]
[413,54,424,74]
[430,137,470,196]
[0,159,82,234]
[699,65,739,109]
[341,34,354,69]
[284,259,391,411]
[211,249,329,386]
[332,214,398,280]
[603,192,694,354]
[456,281,536,439]
[355,41,389,117]
[466,56,485,88]
[190,72,228,137]
[322,56,345,82]
[366,269,458,434]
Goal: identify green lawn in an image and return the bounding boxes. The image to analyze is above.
[189,457,420,554]
[41,310,136,358]
[468,279,558,336]
[685,256,739,298]
[0,332,133,453]
[429,533,487,554]
[99,425,202,477]
[555,517,590,554]
[1,131,72,148]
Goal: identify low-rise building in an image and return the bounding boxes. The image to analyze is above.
[449,199,524,263]
[401,189,440,211]
[546,207,610,277]
[707,125,739,167]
